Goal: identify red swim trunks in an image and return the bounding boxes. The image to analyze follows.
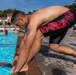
[39,10,76,37]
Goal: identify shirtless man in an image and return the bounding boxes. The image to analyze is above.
[11,6,76,75]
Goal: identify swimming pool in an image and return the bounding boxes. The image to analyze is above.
[0,30,18,75]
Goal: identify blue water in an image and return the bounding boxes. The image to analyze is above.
[0,30,18,75]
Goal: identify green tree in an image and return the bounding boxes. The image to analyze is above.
[28,11,33,14]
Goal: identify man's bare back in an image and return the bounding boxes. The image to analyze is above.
[29,6,69,27]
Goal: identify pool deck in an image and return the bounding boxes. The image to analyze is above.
[16,27,76,75]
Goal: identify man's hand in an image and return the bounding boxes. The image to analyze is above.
[12,56,18,66]
[11,56,19,74]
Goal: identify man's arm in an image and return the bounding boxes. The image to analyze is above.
[12,35,26,64]
[13,27,37,74]
[16,35,26,55]
[14,26,31,56]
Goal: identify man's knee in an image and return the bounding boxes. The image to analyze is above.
[49,44,60,50]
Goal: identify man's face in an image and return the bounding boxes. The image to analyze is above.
[14,17,27,29]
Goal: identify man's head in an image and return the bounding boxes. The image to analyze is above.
[11,10,29,29]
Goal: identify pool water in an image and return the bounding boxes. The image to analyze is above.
[0,30,18,75]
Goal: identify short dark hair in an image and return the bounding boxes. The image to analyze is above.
[11,10,25,24]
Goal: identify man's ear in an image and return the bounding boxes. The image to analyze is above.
[21,16,28,23]
[24,17,28,23]
[20,18,24,22]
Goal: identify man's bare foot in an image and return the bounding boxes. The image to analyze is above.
[20,64,28,72]
[73,64,76,68]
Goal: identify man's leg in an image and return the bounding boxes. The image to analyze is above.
[49,32,76,68]
[49,30,76,56]
[49,44,76,56]
[49,44,76,69]
[49,32,76,55]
